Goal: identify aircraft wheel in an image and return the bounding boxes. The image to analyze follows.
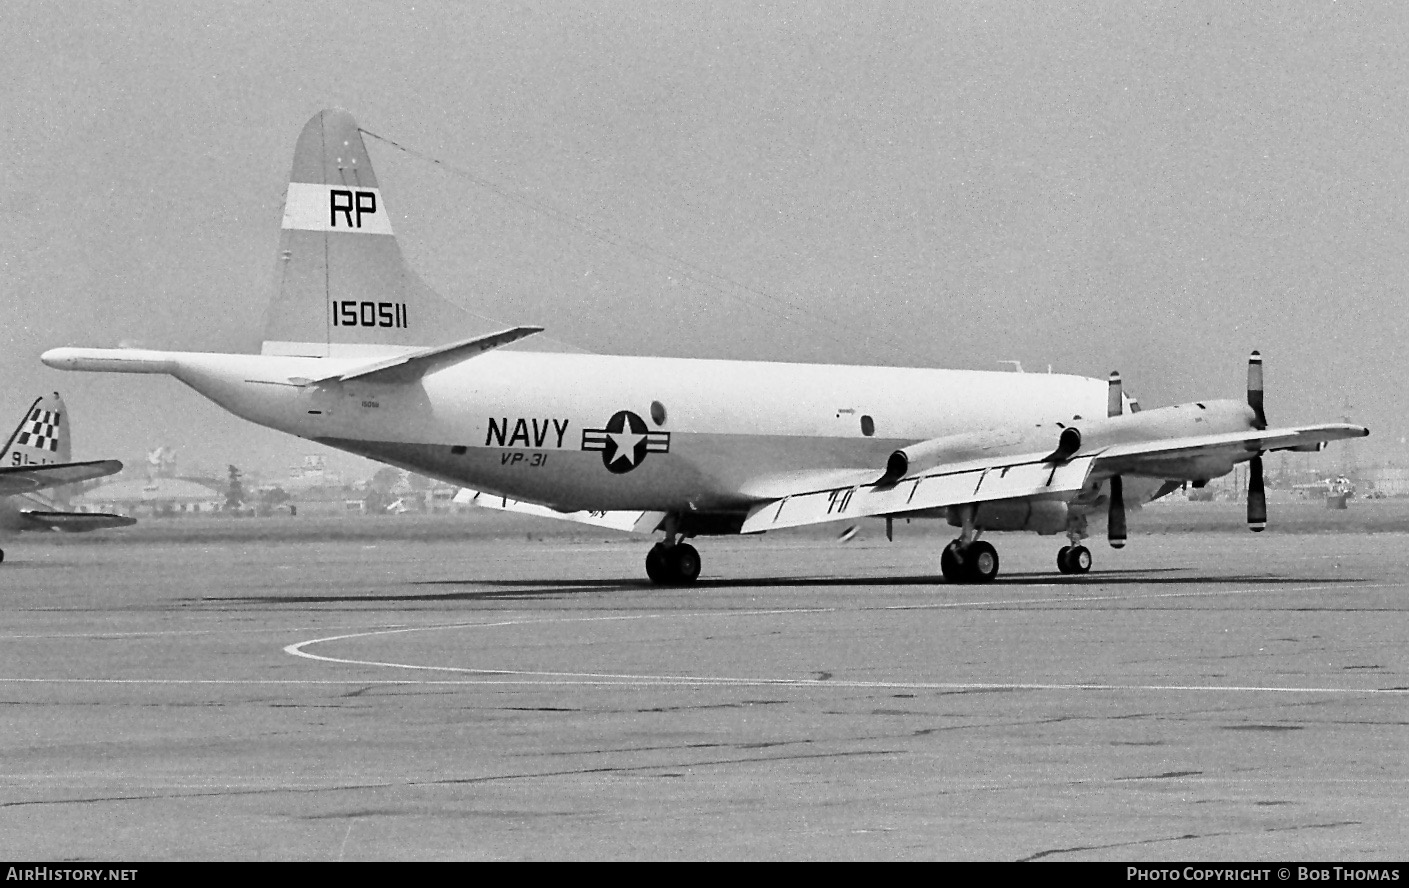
[940,541,964,583]
[968,541,999,583]
[1068,545,1092,574]
[669,543,701,585]
[1057,545,1073,574]
[0,548,5,563]
[645,544,669,584]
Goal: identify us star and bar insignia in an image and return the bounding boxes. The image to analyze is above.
[581,410,669,474]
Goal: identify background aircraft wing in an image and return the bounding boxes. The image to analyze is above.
[20,510,137,532]
[740,455,1096,534]
[455,488,667,534]
[0,459,123,496]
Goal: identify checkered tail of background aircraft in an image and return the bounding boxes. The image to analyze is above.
[1,392,73,476]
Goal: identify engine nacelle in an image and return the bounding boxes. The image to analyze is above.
[1065,399,1259,480]
[883,426,1061,482]
[883,398,1260,484]
[1068,399,1254,450]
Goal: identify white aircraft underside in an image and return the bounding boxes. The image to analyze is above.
[41,108,1367,584]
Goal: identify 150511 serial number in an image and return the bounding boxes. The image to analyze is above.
[332,300,408,328]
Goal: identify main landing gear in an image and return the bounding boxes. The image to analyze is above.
[645,540,701,585]
[643,515,702,585]
[939,505,999,583]
[939,539,999,583]
[938,507,1099,583]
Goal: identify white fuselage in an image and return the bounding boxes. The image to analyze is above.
[48,347,1115,513]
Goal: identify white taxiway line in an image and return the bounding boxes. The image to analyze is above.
[269,583,1407,695]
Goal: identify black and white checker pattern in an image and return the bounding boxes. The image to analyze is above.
[16,408,61,453]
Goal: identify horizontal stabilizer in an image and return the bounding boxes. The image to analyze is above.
[303,326,544,386]
[454,488,666,535]
[0,459,124,496]
[22,511,137,532]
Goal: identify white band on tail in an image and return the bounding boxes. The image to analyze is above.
[282,183,394,235]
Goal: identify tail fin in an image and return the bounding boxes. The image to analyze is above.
[261,109,479,358]
[1,393,72,468]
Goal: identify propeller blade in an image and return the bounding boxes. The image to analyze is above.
[1247,351,1267,430]
[1108,474,1127,548]
[1107,371,1123,418]
[1248,455,1267,532]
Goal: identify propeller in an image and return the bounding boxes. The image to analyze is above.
[1107,371,1127,548]
[1107,371,1123,419]
[1108,474,1127,548]
[1247,351,1267,430]
[1247,351,1267,532]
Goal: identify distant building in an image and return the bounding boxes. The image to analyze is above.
[275,484,365,517]
[285,454,343,491]
[76,477,224,517]
[1367,466,1409,497]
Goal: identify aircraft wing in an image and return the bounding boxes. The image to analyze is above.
[21,510,137,532]
[741,454,1096,534]
[1089,423,1366,476]
[455,488,667,534]
[740,421,1367,535]
[0,460,124,496]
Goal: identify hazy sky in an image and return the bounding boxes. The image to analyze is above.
[2,1,1404,479]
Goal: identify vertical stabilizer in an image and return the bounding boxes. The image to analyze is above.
[1,393,73,468]
[261,109,477,358]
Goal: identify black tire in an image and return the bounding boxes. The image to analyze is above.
[645,544,669,584]
[940,541,964,582]
[968,541,999,583]
[670,543,701,584]
[1069,545,1092,574]
[1057,545,1073,574]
